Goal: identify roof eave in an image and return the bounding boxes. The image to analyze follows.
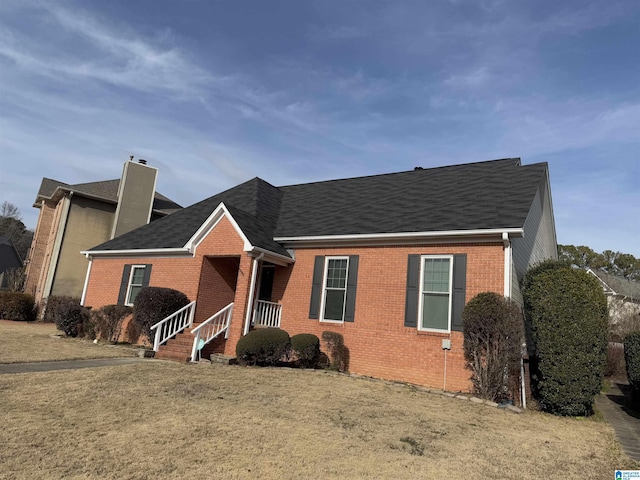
[274,228,524,248]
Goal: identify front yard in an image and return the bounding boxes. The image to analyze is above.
[1,358,637,479]
[0,320,137,363]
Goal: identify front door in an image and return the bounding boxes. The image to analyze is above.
[258,264,275,301]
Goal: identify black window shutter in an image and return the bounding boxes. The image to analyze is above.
[142,264,152,287]
[343,255,359,322]
[309,256,325,319]
[451,254,467,332]
[404,255,420,327]
[117,265,132,305]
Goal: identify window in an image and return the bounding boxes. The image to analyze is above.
[418,255,453,332]
[309,255,359,322]
[117,264,152,306]
[404,254,466,331]
[320,257,349,322]
[125,265,146,306]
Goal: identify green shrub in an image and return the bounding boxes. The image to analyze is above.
[0,291,37,321]
[236,328,290,366]
[44,296,90,337]
[290,333,320,368]
[462,292,524,402]
[93,305,132,343]
[133,287,190,343]
[624,332,640,406]
[321,331,349,372]
[78,313,97,340]
[522,260,608,416]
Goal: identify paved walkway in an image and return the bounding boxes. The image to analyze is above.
[0,357,154,375]
[595,381,640,461]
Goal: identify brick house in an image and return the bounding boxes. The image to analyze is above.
[81,158,557,392]
[24,158,181,305]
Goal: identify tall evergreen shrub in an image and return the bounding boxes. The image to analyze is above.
[133,287,190,343]
[522,260,608,416]
[462,292,524,402]
[624,331,640,406]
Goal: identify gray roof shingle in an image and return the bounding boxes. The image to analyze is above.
[35,178,182,214]
[88,158,549,257]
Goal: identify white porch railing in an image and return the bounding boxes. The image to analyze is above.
[252,300,282,328]
[190,302,234,361]
[150,301,196,352]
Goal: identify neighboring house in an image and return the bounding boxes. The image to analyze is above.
[0,236,23,290]
[81,158,557,392]
[24,158,182,305]
[586,267,640,327]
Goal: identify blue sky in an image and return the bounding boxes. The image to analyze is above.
[1,0,638,255]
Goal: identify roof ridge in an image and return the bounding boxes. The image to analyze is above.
[278,157,522,189]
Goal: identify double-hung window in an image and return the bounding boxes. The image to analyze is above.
[125,265,146,306]
[418,255,453,332]
[320,256,349,322]
[309,255,359,322]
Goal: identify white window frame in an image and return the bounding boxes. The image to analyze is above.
[319,256,350,323]
[417,255,453,333]
[125,265,146,307]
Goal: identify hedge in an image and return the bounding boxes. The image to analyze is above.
[522,260,608,416]
[133,287,190,343]
[0,291,37,321]
[624,331,640,406]
[44,296,90,337]
[236,328,290,366]
[290,333,321,368]
[462,292,524,402]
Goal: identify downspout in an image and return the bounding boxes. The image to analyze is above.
[80,255,92,306]
[243,252,264,336]
[503,231,527,409]
[502,232,511,298]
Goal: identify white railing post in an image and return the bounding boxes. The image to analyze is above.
[252,300,282,328]
[189,302,234,362]
[150,301,196,352]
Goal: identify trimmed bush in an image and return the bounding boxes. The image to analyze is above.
[0,291,37,321]
[604,343,626,378]
[625,332,640,406]
[44,296,90,337]
[78,314,97,340]
[522,260,608,416]
[93,305,132,343]
[133,287,190,343]
[236,328,290,366]
[321,331,349,372]
[290,333,320,368]
[462,292,524,402]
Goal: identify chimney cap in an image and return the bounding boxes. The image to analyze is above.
[138,159,147,165]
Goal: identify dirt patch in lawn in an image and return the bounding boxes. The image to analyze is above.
[0,362,637,479]
[0,320,137,363]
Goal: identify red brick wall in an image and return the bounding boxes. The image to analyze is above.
[24,201,57,299]
[84,215,505,391]
[84,216,252,354]
[274,243,505,392]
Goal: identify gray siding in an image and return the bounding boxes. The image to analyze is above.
[510,171,557,303]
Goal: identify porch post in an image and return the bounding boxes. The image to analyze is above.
[243,252,264,336]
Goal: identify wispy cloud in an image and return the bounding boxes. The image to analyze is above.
[0,3,212,97]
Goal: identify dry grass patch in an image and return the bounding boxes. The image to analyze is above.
[0,320,137,363]
[1,363,637,479]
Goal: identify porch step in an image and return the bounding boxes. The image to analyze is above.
[210,354,237,365]
[155,331,194,363]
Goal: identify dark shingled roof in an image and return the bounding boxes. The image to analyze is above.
[88,158,549,257]
[34,178,182,215]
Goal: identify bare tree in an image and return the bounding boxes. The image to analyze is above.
[0,201,33,261]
